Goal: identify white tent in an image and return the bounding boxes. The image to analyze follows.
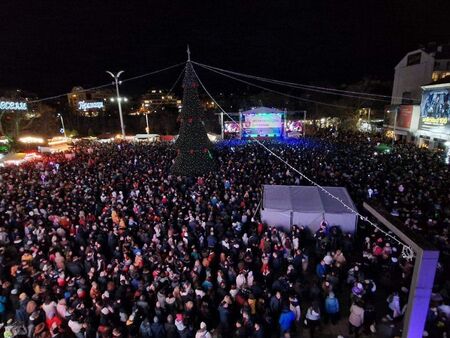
[261,185,358,233]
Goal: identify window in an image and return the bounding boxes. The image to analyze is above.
[407,52,421,66]
[432,72,440,81]
[402,91,412,104]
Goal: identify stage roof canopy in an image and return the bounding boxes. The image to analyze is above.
[241,106,285,114]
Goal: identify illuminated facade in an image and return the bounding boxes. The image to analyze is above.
[135,89,181,115]
[392,43,450,105]
[67,86,113,117]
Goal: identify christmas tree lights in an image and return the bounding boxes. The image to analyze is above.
[171,61,215,176]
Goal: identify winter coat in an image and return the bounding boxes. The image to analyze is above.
[195,329,212,338]
[164,323,179,338]
[279,309,296,332]
[269,296,281,316]
[0,295,6,314]
[151,322,166,338]
[349,304,364,327]
[139,320,152,338]
[325,296,340,314]
[289,302,301,321]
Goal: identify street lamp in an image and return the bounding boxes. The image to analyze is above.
[57,113,67,138]
[145,112,150,137]
[106,70,125,138]
[392,108,398,146]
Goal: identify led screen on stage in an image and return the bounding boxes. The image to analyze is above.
[224,121,240,134]
[286,120,304,133]
[241,112,283,138]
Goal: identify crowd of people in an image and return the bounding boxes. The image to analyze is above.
[0,130,449,338]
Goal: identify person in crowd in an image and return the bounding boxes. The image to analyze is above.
[195,321,211,338]
[279,306,296,336]
[305,303,321,338]
[349,300,365,337]
[0,131,448,338]
[324,292,340,325]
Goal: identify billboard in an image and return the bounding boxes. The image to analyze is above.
[224,121,240,134]
[241,112,283,138]
[420,87,450,134]
[420,89,450,126]
[384,105,414,129]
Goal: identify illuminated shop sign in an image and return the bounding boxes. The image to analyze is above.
[78,101,104,110]
[0,101,28,111]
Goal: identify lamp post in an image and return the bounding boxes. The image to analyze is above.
[392,108,398,146]
[106,70,125,138]
[57,114,67,138]
[145,112,150,138]
[303,111,307,137]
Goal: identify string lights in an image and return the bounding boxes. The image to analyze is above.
[171,62,215,176]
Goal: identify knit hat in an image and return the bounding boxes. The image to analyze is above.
[200,322,207,329]
[324,255,333,265]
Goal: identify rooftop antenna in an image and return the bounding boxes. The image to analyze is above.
[187,44,191,62]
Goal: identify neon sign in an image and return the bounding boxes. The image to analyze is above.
[0,101,27,111]
[78,101,104,110]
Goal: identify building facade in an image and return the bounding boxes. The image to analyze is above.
[67,86,114,117]
[135,89,181,115]
[391,43,450,105]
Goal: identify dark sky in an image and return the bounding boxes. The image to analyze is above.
[0,0,449,98]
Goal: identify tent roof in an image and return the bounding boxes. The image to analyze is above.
[263,185,356,214]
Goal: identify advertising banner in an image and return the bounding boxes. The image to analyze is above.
[384,105,414,129]
[419,87,450,134]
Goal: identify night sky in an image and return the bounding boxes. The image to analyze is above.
[0,0,449,97]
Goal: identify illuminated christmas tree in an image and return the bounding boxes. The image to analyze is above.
[171,56,214,176]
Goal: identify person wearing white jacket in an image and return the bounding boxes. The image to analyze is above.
[348,301,364,337]
[195,322,212,338]
[289,296,301,322]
